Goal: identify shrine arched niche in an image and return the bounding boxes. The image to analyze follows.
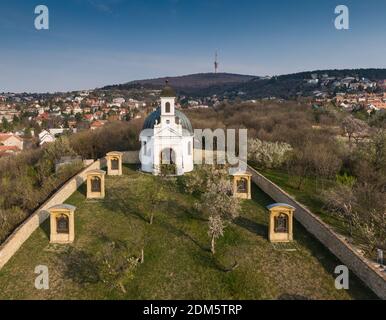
[56,214,69,234]
[86,169,106,199]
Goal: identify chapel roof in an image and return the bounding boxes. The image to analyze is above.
[142,107,193,135]
[49,204,77,212]
[266,203,296,210]
[87,169,106,175]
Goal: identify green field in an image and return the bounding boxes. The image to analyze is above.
[0,165,376,299]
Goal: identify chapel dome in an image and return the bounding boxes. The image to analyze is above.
[142,107,193,134]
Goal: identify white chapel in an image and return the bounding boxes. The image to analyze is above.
[139,82,194,176]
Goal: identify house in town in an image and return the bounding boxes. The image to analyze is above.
[39,130,56,146]
[0,133,24,150]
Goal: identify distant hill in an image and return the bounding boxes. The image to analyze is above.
[275,68,386,81]
[101,73,257,94]
[100,68,386,99]
[196,68,386,99]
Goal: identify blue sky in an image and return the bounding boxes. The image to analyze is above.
[1,0,386,92]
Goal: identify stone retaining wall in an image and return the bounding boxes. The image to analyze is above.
[0,160,103,270]
[247,165,386,300]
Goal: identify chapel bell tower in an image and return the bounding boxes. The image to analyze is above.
[160,80,176,125]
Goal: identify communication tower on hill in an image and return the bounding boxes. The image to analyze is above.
[214,51,219,74]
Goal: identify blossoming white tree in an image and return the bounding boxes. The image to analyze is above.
[208,215,226,255]
[247,138,292,169]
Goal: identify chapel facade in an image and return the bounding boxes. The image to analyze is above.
[139,83,194,176]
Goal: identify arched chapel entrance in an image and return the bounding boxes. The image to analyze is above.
[159,147,178,175]
[160,148,176,165]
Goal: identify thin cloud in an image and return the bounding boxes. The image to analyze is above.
[87,0,112,13]
[85,0,124,13]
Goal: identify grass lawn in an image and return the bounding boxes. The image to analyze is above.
[0,165,376,299]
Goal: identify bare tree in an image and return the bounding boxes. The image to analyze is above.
[98,241,139,294]
[287,148,313,190]
[323,183,357,236]
[341,116,369,146]
[324,180,385,255]
[145,181,164,225]
[352,209,386,254]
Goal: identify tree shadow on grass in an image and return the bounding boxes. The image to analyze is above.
[182,208,208,222]
[251,183,274,207]
[123,163,140,172]
[156,218,210,253]
[164,200,208,222]
[102,190,148,223]
[39,217,50,240]
[96,232,132,251]
[234,216,267,238]
[192,248,222,270]
[156,218,239,273]
[277,293,311,300]
[58,247,100,285]
[189,244,240,273]
[77,182,87,197]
